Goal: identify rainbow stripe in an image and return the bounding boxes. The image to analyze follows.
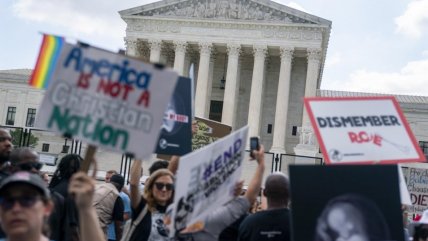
[29,34,64,89]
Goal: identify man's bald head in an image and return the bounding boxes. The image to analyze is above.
[10,147,41,173]
[264,172,289,206]
[10,147,39,164]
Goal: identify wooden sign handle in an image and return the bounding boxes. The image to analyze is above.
[81,145,97,173]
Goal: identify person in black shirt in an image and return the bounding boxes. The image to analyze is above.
[49,154,83,241]
[238,172,291,241]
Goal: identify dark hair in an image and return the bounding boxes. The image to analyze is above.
[48,154,82,188]
[314,194,390,241]
[414,225,428,241]
[149,160,169,175]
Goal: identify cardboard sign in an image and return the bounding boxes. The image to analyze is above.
[169,126,248,237]
[192,117,232,151]
[403,167,428,215]
[155,76,192,156]
[289,165,404,241]
[35,41,178,160]
[304,96,426,164]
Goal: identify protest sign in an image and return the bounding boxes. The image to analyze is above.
[155,76,192,156]
[289,165,404,241]
[192,117,232,151]
[304,96,426,164]
[33,35,178,160]
[169,126,248,237]
[402,166,428,216]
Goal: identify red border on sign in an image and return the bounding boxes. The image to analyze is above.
[304,96,426,165]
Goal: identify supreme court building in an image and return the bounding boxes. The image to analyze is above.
[120,0,332,158]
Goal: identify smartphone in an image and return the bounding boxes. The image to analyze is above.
[250,136,260,158]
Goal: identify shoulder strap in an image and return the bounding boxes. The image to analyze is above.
[134,204,149,224]
[121,204,149,241]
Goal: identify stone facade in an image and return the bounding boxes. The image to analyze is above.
[120,0,332,156]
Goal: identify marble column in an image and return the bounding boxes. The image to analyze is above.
[149,39,162,63]
[247,45,267,139]
[205,52,216,114]
[124,39,138,57]
[222,43,241,128]
[302,48,322,126]
[173,41,187,75]
[194,42,213,118]
[270,47,294,153]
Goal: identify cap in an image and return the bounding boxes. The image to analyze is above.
[110,174,125,188]
[0,171,50,199]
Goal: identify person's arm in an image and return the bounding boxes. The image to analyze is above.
[168,155,180,175]
[130,159,143,209]
[244,144,265,205]
[68,172,105,241]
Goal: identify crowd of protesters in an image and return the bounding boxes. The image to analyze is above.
[0,127,421,241]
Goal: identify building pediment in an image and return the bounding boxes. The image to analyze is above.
[120,0,331,26]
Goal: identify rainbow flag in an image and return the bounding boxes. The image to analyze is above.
[29,34,64,89]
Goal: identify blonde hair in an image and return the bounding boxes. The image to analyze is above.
[143,169,174,212]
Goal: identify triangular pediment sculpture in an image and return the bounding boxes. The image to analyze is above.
[120,0,328,25]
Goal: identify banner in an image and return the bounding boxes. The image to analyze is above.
[289,165,404,241]
[169,126,248,236]
[35,37,178,160]
[304,96,426,164]
[155,76,192,156]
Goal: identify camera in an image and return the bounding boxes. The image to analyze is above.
[250,136,260,158]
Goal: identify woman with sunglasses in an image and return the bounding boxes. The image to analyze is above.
[126,159,174,241]
[0,171,54,241]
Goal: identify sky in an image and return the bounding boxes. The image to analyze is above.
[1,0,428,96]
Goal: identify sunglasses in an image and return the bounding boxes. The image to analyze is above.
[154,182,174,191]
[0,196,42,210]
[17,162,43,171]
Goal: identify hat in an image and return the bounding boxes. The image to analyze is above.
[110,174,125,188]
[0,171,50,198]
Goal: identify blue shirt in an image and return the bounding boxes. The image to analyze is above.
[107,191,131,240]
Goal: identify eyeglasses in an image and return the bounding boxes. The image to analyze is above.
[0,196,42,210]
[17,162,43,171]
[154,182,174,191]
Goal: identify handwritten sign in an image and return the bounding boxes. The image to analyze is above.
[404,167,428,215]
[36,41,178,160]
[169,126,248,237]
[304,96,426,164]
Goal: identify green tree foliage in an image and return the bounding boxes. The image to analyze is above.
[10,129,39,147]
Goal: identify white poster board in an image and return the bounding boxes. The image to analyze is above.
[404,167,428,215]
[169,126,249,236]
[304,96,426,164]
[36,42,178,160]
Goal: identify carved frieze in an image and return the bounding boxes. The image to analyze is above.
[128,19,323,42]
[136,0,315,24]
